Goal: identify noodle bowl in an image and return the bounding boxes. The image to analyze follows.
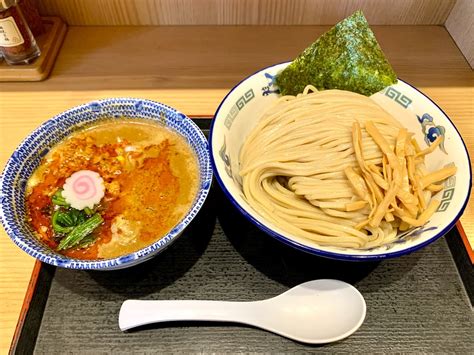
[210,62,471,259]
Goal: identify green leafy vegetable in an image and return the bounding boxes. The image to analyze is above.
[57,213,103,251]
[69,208,87,225]
[52,210,75,234]
[84,207,94,216]
[52,208,88,233]
[50,188,102,251]
[75,234,97,249]
[275,10,397,96]
[52,189,70,207]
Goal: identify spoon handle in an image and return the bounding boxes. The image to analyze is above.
[119,300,260,331]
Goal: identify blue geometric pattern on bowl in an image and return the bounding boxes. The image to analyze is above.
[224,89,255,129]
[383,86,412,108]
[210,61,472,261]
[0,98,213,270]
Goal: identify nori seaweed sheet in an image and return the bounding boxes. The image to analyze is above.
[275,10,397,96]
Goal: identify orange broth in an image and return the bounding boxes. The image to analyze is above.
[26,120,199,259]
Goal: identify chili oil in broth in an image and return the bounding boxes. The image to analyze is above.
[26,119,199,259]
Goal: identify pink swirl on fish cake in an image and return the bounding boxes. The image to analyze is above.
[72,175,97,200]
[62,170,105,210]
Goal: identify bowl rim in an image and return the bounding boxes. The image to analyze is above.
[0,97,213,270]
[209,61,472,261]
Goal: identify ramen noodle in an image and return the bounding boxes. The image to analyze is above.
[240,86,456,249]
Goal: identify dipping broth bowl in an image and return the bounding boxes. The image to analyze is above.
[0,98,212,270]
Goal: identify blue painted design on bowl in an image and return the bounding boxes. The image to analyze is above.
[89,102,102,112]
[210,61,472,261]
[0,98,213,270]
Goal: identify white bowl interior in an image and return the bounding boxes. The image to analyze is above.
[211,63,471,259]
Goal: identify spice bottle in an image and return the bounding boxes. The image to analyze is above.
[0,0,40,65]
[18,0,44,36]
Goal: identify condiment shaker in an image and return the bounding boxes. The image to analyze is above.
[0,0,40,64]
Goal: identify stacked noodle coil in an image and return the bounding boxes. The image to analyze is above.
[240,86,453,249]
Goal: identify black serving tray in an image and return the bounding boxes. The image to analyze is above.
[10,118,474,354]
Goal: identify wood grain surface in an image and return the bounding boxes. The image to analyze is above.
[0,25,473,354]
[36,0,456,26]
[445,0,474,68]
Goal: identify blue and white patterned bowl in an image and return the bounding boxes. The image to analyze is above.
[0,98,212,270]
[210,62,471,261]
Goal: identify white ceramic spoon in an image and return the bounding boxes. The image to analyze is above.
[119,279,366,344]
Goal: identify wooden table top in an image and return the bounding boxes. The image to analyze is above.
[0,25,473,354]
